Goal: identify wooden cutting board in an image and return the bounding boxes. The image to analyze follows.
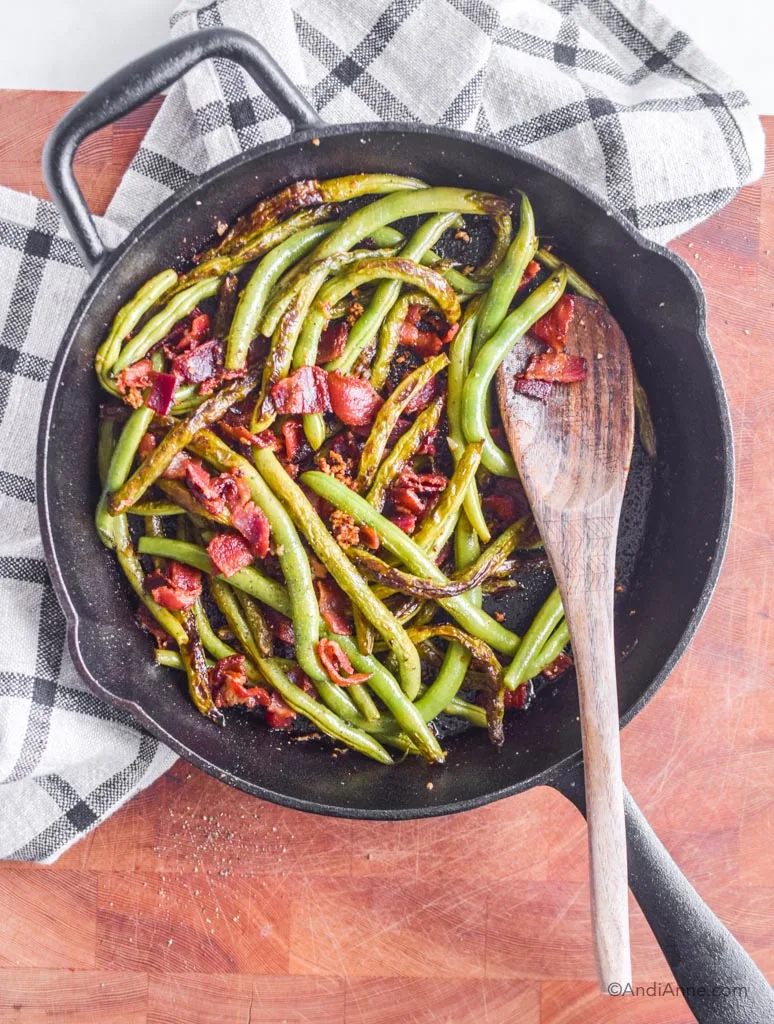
[0,91,771,1024]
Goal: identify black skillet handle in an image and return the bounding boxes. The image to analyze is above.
[553,764,774,1022]
[42,27,322,274]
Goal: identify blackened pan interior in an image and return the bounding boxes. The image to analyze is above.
[38,124,732,818]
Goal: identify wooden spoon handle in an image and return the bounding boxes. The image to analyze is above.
[543,514,632,991]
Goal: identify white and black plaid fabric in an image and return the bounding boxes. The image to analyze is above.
[0,0,763,862]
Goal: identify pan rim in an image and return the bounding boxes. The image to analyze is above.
[36,119,735,819]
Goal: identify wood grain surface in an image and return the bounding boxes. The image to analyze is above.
[0,91,771,1024]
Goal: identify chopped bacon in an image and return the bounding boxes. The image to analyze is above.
[265,693,296,729]
[116,358,154,408]
[392,468,447,522]
[388,511,417,534]
[392,487,426,517]
[220,472,251,509]
[530,295,575,351]
[207,532,254,576]
[145,371,178,415]
[185,461,226,515]
[164,312,210,357]
[172,338,224,384]
[146,561,202,611]
[513,377,553,403]
[521,351,587,383]
[230,501,271,558]
[264,608,295,645]
[399,305,459,357]
[482,478,529,526]
[210,655,266,708]
[315,579,352,635]
[503,681,533,710]
[360,526,380,551]
[163,450,194,480]
[542,651,573,681]
[417,428,439,456]
[328,372,383,426]
[318,320,350,363]
[136,605,174,649]
[282,418,311,464]
[317,638,372,686]
[403,375,445,416]
[271,365,331,415]
[520,260,540,289]
[218,420,263,447]
[138,432,158,460]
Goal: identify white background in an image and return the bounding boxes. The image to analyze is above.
[1,0,772,113]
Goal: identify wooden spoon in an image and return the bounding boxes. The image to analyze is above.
[496,296,634,991]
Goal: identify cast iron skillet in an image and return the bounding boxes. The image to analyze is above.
[38,28,772,1022]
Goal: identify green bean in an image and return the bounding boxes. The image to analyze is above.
[225,222,337,370]
[179,609,223,724]
[409,624,502,690]
[531,619,570,677]
[302,471,520,655]
[370,290,440,392]
[327,212,462,375]
[137,536,290,615]
[111,277,221,375]
[412,441,483,558]
[353,604,375,657]
[95,405,155,547]
[95,268,178,394]
[443,693,488,728]
[633,373,657,459]
[212,273,240,340]
[447,298,489,541]
[462,268,567,477]
[209,576,265,665]
[268,188,513,326]
[332,635,444,762]
[503,587,564,690]
[536,247,607,306]
[474,193,537,354]
[191,600,246,663]
[470,213,512,281]
[422,251,488,296]
[112,514,187,647]
[455,511,482,609]
[233,590,274,658]
[127,501,185,516]
[97,417,115,487]
[155,479,231,525]
[357,352,449,492]
[108,368,260,514]
[254,449,422,700]
[346,681,381,723]
[257,658,393,765]
[366,396,444,511]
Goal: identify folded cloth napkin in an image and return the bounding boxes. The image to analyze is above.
[0,0,763,861]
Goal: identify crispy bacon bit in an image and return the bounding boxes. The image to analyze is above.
[145,371,178,415]
[116,358,154,408]
[400,306,459,357]
[388,510,417,534]
[265,692,297,729]
[403,375,445,416]
[328,372,383,426]
[206,532,254,577]
[271,365,332,415]
[503,681,533,710]
[391,468,448,521]
[210,655,265,708]
[230,501,271,558]
[531,294,575,350]
[392,487,426,517]
[146,561,202,611]
[282,418,311,464]
[317,638,372,686]
[318,320,350,363]
[163,312,210,357]
[482,478,529,526]
[330,509,360,548]
[163,450,194,480]
[136,605,174,648]
[173,338,224,384]
[520,260,540,289]
[315,579,352,635]
[542,651,573,681]
[218,420,263,447]
[185,461,226,514]
[264,608,295,645]
[360,526,380,551]
[138,432,158,460]
[521,351,587,383]
[513,377,553,403]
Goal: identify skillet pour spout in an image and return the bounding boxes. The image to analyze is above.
[38,26,772,1024]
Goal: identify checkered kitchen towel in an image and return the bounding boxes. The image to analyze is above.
[0,0,764,861]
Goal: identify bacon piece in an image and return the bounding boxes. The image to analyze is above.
[185,461,226,515]
[391,468,447,521]
[173,338,224,383]
[116,358,154,408]
[400,306,459,357]
[513,377,553,403]
[317,638,372,686]
[218,420,263,447]
[360,526,380,551]
[388,510,417,534]
[145,372,178,415]
[230,501,271,558]
[318,320,350,363]
[282,418,311,464]
[530,295,575,351]
[138,432,158,460]
[521,351,587,383]
[271,366,331,415]
[542,651,573,681]
[391,487,426,517]
[328,372,383,427]
[482,478,529,526]
[147,561,202,611]
[520,260,540,289]
[163,451,194,480]
[403,375,445,416]
[164,312,210,357]
[503,681,533,710]
[210,655,267,708]
[206,532,254,577]
[220,472,251,509]
[136,605,174,649]
[315,579,352,635]
[265,693,296,729]
[264,608,295,645]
